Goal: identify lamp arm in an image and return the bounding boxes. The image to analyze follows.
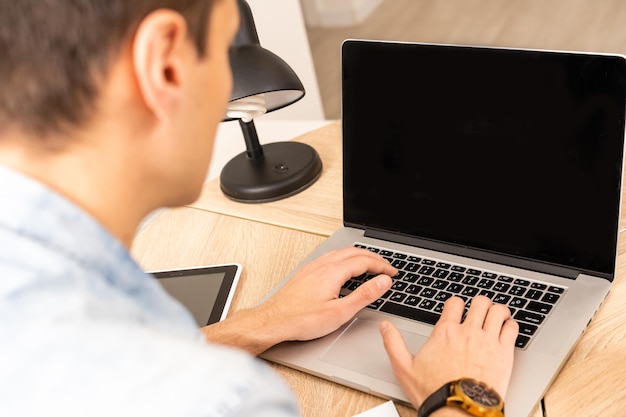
[239,119,264,160]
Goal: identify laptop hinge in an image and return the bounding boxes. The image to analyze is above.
[364,228,588,280]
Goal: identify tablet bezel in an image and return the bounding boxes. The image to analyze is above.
[150,264,242,326]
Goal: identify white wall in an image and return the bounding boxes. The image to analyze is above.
[299,0,383,27]
[245,0,325,121]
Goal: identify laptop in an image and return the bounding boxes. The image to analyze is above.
[261,40,626,417]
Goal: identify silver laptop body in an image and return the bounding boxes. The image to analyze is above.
[261,40,626,417]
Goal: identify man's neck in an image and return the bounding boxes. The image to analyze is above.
[0,132,152,248]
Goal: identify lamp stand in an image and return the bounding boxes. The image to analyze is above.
[219,120,323,203]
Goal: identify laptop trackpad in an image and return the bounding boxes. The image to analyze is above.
[320,318,428,384]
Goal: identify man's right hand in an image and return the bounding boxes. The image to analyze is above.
[380,296,518,412]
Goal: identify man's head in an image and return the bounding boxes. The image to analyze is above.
[0,0,220,138]
[0,0,239,246]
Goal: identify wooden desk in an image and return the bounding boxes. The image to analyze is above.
[133,122,626,416]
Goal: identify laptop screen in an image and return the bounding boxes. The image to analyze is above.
[342,40,626,277]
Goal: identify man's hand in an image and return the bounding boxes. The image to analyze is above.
[380,296,518,411]
[202,247,396,355]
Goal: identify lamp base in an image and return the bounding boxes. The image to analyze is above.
[220,141,323,203]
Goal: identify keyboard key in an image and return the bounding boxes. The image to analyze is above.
[526,301,553,314]
[391,281,408,291]
[448,272,464,282]
[493,294,511,304]
[436,262,451,269]
[391,259,407,269]
[531,283,547,290]
[390,292,407,303]
[514,279,530,286]
[466,269,482,276]
[461,287,479,297]
[367,298,385,309]
[493,282,510,292]
[516,334,531,349]
[482,272,498,279]
[433,269,449,279]
[419,299,437,310]
[477,279,494,289]
[508,286,526,296]
[498,275,514,282]
[451,265,466,272]
[462,276,479,286]
[420,288,438,298]
[525,289,543,300]
[416,276,434,286]
[406,262,420,272]
[448,283,464,293]
[380,302,440,325]
[518,322,538,336]
[541,293,561,304]
[548,286,565,294]
[404,296,420,306]
[421,259,436,266]
[514,310,546,325]
[407,256,421,262]
[434,291,453,302]
[406,284,422,294]
[403,273,419,283]
[479,290,496,299]
[509,297,527,309]
[419,266,435,275]
[348,281,362,291]
[432,279,448,289]
[380,250,393,256]
[393,252,407,259]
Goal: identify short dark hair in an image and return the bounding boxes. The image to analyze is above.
[0,0,215,138]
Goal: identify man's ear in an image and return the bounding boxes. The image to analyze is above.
[132,9,190,121]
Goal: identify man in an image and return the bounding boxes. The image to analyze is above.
[0,0,518,416]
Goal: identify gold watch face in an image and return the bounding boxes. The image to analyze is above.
[458,378,502,408]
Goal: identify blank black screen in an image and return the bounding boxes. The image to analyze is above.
[342,41,626,277]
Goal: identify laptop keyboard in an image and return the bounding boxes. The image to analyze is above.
[343,244,567,349]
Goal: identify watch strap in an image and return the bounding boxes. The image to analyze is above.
[417,381,453,417]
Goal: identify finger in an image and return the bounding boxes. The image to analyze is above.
[500,318,519,347]
[331,253,397,281]
[380,321,414,381]
[482,303,512,334]
[437,296,465,324]
[318,246,386,264]
[462,295,492,328]
[341,274,392,310]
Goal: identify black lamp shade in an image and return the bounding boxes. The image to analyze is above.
[226,46,305,119]
[224,0,305,120]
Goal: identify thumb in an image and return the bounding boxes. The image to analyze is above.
[380,321,414,379]
[344,274,392,310]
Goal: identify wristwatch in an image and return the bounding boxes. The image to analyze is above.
[417,378,504,417]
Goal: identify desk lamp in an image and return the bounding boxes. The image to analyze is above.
[220,0,323,203]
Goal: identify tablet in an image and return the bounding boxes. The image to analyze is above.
[150,264,242,326]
